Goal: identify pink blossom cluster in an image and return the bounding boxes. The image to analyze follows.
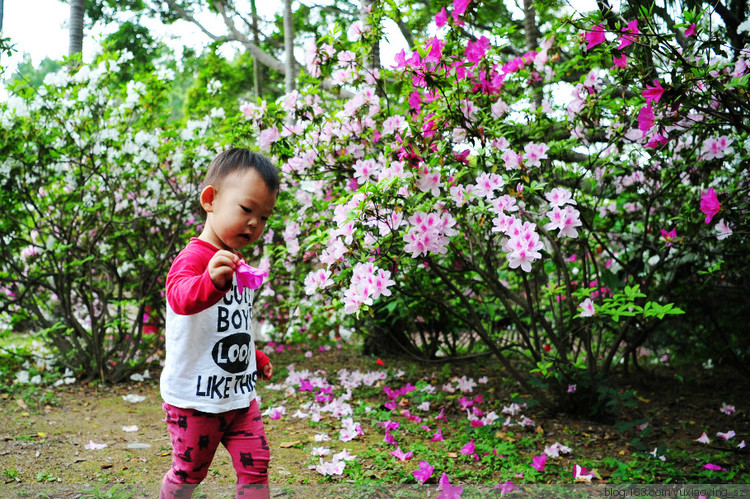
[402,211,458,258]
[342,262,395,314]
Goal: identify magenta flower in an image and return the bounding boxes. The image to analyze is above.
[435,8,448,27]
[573,464,595,482]
[703,463,726,471]
[584,23,606,50]
[642,79,665,104]
[235,263,268,292]
[460,440,475,455]
[613,54,628,69]
[685,23,696,37]
[391,447,413,461]
[638,104,655,132]
[720,402,736,415]
[437,473,464,499]
[700,188,721,224]
[431,429,445,442]
[413,460,434,483]
[453,0,471,17]
[494,481,520,495]
[660,228,677,247]
[531,454,547,471]
[617,20,639,49]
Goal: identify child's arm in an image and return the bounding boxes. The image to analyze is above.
[167,249,239,315]
[256,349,273,380]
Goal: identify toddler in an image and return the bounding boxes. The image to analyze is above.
[160,147,279,498]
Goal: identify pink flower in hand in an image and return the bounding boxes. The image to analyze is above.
[700,188,721,224]
[236,263,268,292]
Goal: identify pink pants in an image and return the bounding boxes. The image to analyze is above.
[160,400,270,498]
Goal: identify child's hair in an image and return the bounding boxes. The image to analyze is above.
[200,147,280,217]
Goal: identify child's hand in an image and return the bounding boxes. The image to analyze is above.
[207,250,240,291]
[261,361,273,381]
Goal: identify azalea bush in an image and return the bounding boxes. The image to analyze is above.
[231,1,749,411]
[0,52,222,381]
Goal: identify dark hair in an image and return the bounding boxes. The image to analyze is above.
[200,147,280,217]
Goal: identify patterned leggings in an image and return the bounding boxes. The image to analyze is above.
[160,400,270,498]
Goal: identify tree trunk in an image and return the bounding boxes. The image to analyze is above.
[523,0,542,111]
[283,0,295,93]
[69,0,85,56]
[250,0,262,97]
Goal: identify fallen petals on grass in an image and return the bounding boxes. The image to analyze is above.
[720,403,736,415]
[121,394,146,403]
[717,430,736,440]
[437,472,463,499]
[573,464,595,482]
[696,432,711,444]
[413,460,434,483]
[531,453,547,471]
[544,442,572,458]
[460,439,475,455]
[703,463,727,471]
[84,440,107,450]
[391,447,413,461]
[494,481,520,495]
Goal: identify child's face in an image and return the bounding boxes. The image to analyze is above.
[200,168,277,251]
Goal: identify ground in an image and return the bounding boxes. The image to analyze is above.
[0,342,748,497]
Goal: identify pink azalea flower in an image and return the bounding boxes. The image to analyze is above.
[642,79,665,104]
[613,54,628,69]
[660,228,677,247]
[573,464,595,482]
[717,430,736,440]
[617,20,639,49]
[700,188,721,224]
[435,7,448,27]
[738,440,746,449]
[638,104,655,132]
[235,263,269,292]
[685,23,696,37]
[715,219,733,240]
[437,473,464,499]
[461,440,476,455]
[531,454,547,471]
[579,298,596,317]
[703,463,726,471]
[720,403,736,415]
[391,447,414,461]
[432,429,445,442]
[696,432,711,444]
[413,460,434,483]
[453,0,471,17]
[494,481,520,495]
[584,23,606,50]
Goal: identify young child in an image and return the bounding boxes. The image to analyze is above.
[160,147,279,498]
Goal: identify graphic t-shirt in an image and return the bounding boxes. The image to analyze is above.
[160,238,268,413]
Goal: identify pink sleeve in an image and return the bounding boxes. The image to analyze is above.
[166,247,226,315]
[256,348,270,369]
